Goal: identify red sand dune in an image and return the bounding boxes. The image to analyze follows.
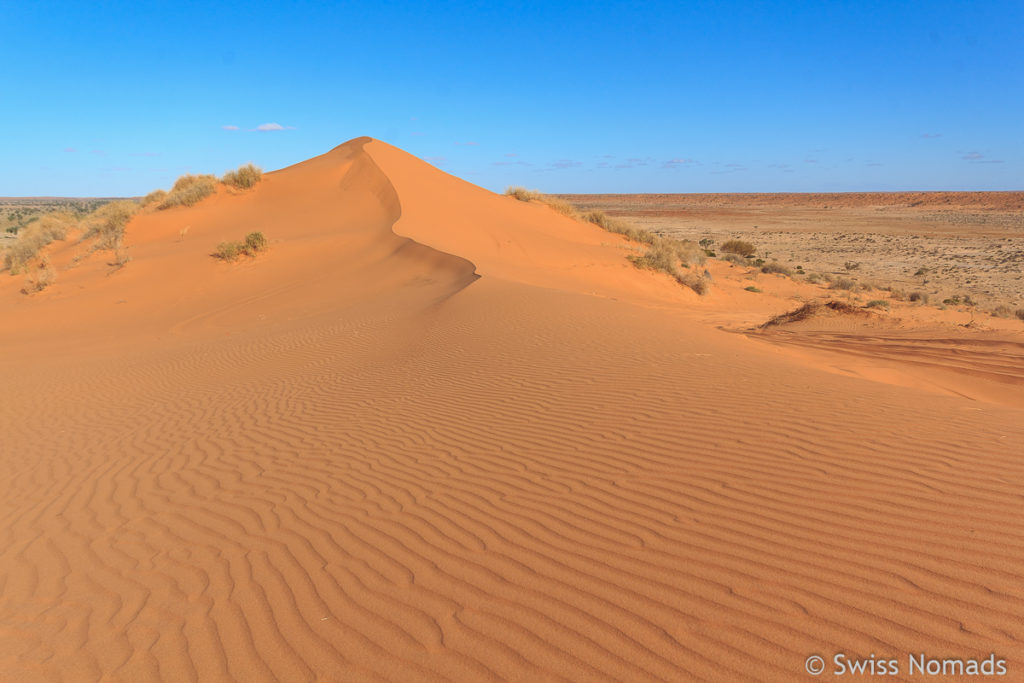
[2,138,1023,681]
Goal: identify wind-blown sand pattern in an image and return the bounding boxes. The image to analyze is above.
[2,138,1023,681]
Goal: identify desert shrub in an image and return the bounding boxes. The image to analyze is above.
[865,300,889,309]
[582,210,655,244]
[1016,309,1024,321]
[504,187,577,217]
[992,305,1012,318]
[4,212,76,271]
[159,174,217,210]
[141,189,168,208]
[505,186,542,202]
[745,285,762,293]
[215,241,243,261]
[908,291,928,303]
[22,257,56,294]
[761,262,793,276]
[831,277,856,291]
[844,261,861,271]
[677,270,710,295]
[243,231,267,254]
[720,239,757,257]
[721,253,748,266]
[83,200,138,250]
[222,163,263,189]
[216,231,268,261]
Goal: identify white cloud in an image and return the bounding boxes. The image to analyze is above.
[222,125,240,131]
[256,122,285,131]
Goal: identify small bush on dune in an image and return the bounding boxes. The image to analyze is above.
[721,239,757,257]
[721,253,748,267]
[865,299,889,309]
[1016,309,1024,321]
[22,257,56,294]
[84,200,138,250]
[159,174,217,210]
[908,291,929,303]
[141,189,167,208]
[745,285,762,293]
[760,262,793,276]
[4,212,77,271]
[215,231,268,262]
[831,277,856,291]
[504,186,578,218]
[215,241,243,261]
[583,210,656,244]
[992,305,1012,318]
[222,163,263,189]
[243,231,267,254]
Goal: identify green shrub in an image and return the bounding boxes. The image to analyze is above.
[222,163,263,189]
[721,239,757,257]
[865,300,889,309]
[744,285,762,293]
[159,174,217,210]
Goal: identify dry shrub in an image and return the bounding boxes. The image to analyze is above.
[159,174,217,209]
[760,262,793,276]
[865,299,890,309]
[908,291,929,303]
[4,212,76,272]
[761,300,862,328]
[721,239,757,257]
[215,231,268,262]
[141,189,168,208]
[1016,309,1024,321]
[22,257,56,294]
[222,163,263,189]
[831,277,856,291]
[582,210,656,244]
[504,187,578,217]
[215,241,243,261]
[84,200,138,250]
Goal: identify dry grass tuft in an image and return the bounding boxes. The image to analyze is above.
[21,257,56,294]
[504,187,578,217]
[83,200,138,250]
[721,239,757,257]
[4,212,77,272]
[141,189,168,208]
[222,163,263,189]
[159,174,217,210]
[760,262,793,276]
[215,231,268,262]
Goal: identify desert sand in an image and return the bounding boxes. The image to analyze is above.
[2,138,1023,681]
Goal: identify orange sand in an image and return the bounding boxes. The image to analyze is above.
[1,138,1022,680]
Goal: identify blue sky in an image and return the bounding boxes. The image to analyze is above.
[1,0,1020,195]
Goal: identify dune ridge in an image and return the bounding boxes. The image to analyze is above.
[2,138,1023,681]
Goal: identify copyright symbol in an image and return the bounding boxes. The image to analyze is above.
[805,655,826,675]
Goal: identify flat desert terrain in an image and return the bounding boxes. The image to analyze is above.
[2,139,1023,680]
[562,192,1024,312]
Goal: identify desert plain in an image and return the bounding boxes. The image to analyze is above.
[1,138,1023,681]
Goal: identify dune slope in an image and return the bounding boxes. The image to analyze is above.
[2,138,1023,681]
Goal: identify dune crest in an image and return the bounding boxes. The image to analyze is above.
[2,138,1022,681]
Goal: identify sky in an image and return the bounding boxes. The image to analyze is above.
[0,0,1021,196]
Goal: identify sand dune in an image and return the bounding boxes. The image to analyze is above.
[2,138,1023,680]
